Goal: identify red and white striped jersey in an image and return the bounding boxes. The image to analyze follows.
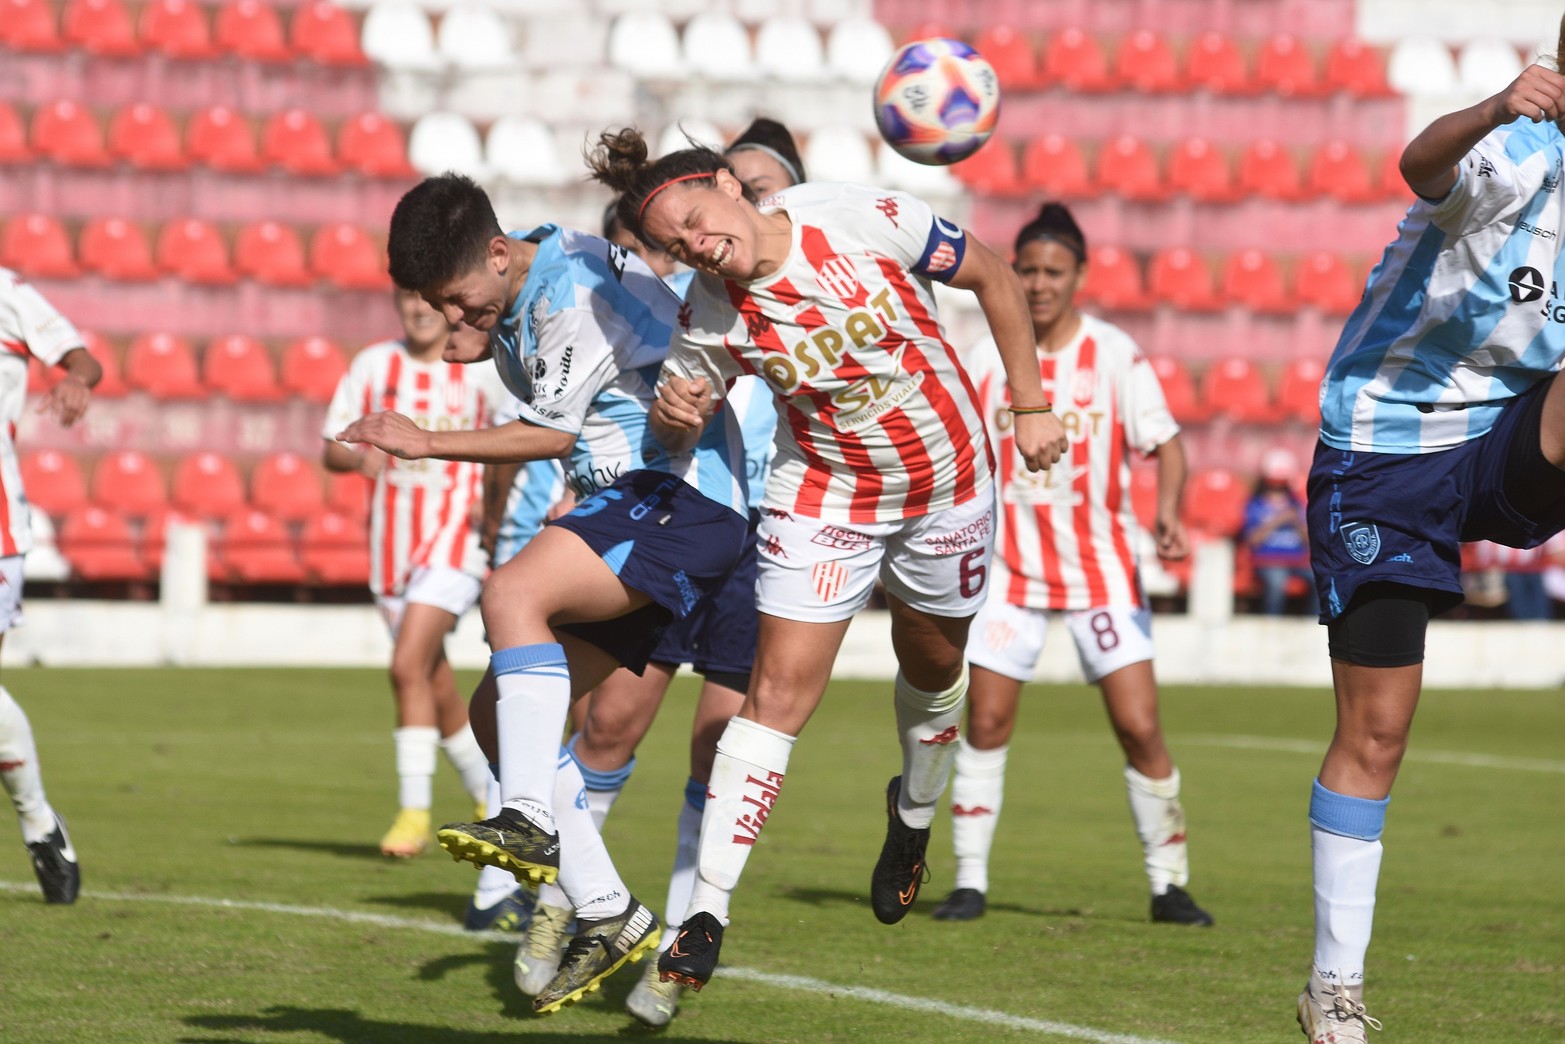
[662,183,993,524]
[0,269,86,557]
[322,341,506,597]
[965,315,1179,611]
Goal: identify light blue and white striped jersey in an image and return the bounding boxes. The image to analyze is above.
[1321,118,1565,453]
[494,459,566,566]
[486,226,747,513]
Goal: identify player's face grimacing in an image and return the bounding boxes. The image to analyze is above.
[641,170,762,279]
[418,237,513,333]
[1014,239,1084,336]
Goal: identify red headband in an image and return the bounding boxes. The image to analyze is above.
[637,171,717,222]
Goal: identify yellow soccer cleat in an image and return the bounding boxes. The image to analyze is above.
[379,808,432,858]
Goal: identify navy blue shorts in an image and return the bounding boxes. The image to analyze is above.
[1307,373,1565,621]
[552,470,750,672]
[649,512,759,677]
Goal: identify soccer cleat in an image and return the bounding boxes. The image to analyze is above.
[463,886,535,933]
[658,910,724,991]
[379,808,432,858]
[513,903,574,996]
[931,887,986,921]
[1297,970,1382,1043]
[532,898,659,1014]
[1151,884,1214,927]
[26,813,79,904]
[437,809,559,885]
[870,775,930,924]
[626,960,684,1027]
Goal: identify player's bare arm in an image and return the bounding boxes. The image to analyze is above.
[1150,433,1190,561]
[650,375,713,454]
[36,346,101,428]
[1400,63,1565,198]
[339,412,575,465]
[947,235,1068,471]
[322,438,388,479]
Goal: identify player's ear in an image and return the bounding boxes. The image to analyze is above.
[715,168,744,201]
[487,234,510,273]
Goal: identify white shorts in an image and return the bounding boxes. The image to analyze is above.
[755,492,996,623]
[966,596,1154,685]
[376,565,482,637]
[0,555,24,633]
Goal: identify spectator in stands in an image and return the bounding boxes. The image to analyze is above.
[1240,447,1317,615]
[1298,47,1565,1043]
[0,268,101,905]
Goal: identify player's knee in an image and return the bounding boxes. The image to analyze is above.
[965,705,1013,747]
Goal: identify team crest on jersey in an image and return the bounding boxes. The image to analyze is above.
[984,619,1016,650]
[816,255,862,299]
[1341,522,1381,565]
[811,561,849,603]
[925,241,958,274]
[1071,366,1096,406]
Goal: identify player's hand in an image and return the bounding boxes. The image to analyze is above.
[1012,411,1068,472]
[36,375,91,427]
[653,375,712,432]
[1492,63,1565,124]
[1154,513,1190,561]
[337,411,429,460]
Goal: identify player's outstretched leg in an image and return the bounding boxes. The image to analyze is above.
[871,775,932,924]
[532,897,659,1014]
[0,687,78,904]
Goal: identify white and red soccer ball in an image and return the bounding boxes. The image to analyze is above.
[873,37,1001,166]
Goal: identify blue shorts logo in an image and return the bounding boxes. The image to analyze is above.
[1341,522,1381,565]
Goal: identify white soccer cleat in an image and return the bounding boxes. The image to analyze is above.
[626,959,684,1027]
[513,902,573,996]
[1297,969,1382,1043]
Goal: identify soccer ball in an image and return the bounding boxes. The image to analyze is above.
[872,37,1001,166]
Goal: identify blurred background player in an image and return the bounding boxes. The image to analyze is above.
[0,268,101,904]
[722,117,806,200]
[932,203,1212,928]
[1240,448,1317,617]
[1297,48,1565,1043]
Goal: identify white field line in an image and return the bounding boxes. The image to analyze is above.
[1182,734,1565,774]
[0,882,1180,1044]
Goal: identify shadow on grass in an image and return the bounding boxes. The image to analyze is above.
[365,890,470,921]
[229,838,386,861]
[180,1004,723,1042]
[775,884,1083,920]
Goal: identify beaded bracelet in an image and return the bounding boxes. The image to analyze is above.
[1007,404,1054,415]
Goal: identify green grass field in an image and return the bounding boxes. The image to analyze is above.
[0,667,1560,1042]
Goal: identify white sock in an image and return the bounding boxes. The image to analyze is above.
[493,644,571,834]
[393,726,439,811]
[473,775,518,908]
[1125,765,1188,895]
[950,739,1007,894]
[551,751,629,921]
[686,717,795,924]
[585,786,620,830]
[536,881,570,913]
[439,724,492,805]
[894,668,967,829]
[659,788,704,949]
[1312,827,1383,985]
[0,686,54,842]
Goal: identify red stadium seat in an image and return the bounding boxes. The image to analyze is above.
[337,112,414,177]
[21,450,88,516]
[1113,30,1182,93]
[58,506,149,580]
[309,223,388,289]
[1236,139,1302,200]
[61,0,140,55]
[1020,134,1095,198]
[125,332,205,398]
[1378,147,1413,201]
[973,25,1039,89]
[1254,33,1320,97]
[0,215,79,277]
[1148,247,1219,310]
[1221,249,1291,313]
[139,0,212,57]
[251,451,325,521]
[1295,251,1363,314]
[1185,31,1250,94]
[1079,245,1148,311]
[1166,137,1233,202]
[1306,140,1376,203]
[235,220,312,287]
[326,470,371,522]
[1323,38,1391,97]
[1094,134,1164,200]
[1041,27,1112,91]
[280,335,347,403]
[290,0,366,65]
[1201,356,1276,423]
[107,103,187,172]
[952,139,1020,196]
[1276,356,1326,424]
[1185,468,1248,537]
[203,333,281,401]
[261,108,338,176]
[1150,355,1204,424]
[186,105,262,173]
[300,509,370,585]
[214,0,290,60]
[1,0,65,52]
[217,508,305,584]
[172,452,245,518]
[90,449,168,516]
[31,100,110,167]
[155,218,236,285]
[79,217,159,281]
[0,103,32,163]
[78,330,127,397]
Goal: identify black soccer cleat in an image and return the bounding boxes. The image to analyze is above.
[436,808,560,886]
[870,776,931,925]
[27,813,80,905]
[658,910,724,991]
[1151,884,1214,926]
[931,887,986,922]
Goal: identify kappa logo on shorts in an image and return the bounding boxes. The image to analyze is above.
[1341,522,1381,565]
[812,561,850,603]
